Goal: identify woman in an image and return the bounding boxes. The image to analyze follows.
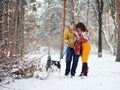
[64,21,79,77]
[76,22,91,76]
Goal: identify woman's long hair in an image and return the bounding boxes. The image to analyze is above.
[76,22,87,32]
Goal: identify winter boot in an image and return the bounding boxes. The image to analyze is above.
[79,63,85,76]
[71,72,75,76]
[65,71,69,76]
[83,63,88,76]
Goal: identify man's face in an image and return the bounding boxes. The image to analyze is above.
[70,24,74,30]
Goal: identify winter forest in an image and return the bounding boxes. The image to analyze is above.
[0,0,120,90]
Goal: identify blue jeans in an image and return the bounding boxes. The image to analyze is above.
[65,47,79,75]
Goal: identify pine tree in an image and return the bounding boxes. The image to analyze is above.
[60,0,67,59]
[96,0,104,57]
[116,0,120,62]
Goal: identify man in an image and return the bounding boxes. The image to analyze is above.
[64,21,79,77]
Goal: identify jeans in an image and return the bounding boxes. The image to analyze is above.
[65,47,79,75]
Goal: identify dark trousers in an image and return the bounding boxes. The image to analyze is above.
[65,47,79,75]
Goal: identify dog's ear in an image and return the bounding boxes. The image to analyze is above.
[57,62,61,69]
[46,55,52,71]
[48,55,51,61]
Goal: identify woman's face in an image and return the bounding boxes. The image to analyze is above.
[70,24,75,30]
[77,28,81,32]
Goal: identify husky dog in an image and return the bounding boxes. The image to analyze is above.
[46,55,61,72]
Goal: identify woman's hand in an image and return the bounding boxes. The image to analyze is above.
[81,32,89,40]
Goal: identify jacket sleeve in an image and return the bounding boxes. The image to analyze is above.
[64,29,69,44]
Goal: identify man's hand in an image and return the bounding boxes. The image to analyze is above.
[67,42,70,46]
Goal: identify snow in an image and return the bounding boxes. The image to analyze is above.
[36,0,44,3]
[1,52,120,90]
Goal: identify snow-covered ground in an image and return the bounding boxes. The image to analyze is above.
[1,53,120,90]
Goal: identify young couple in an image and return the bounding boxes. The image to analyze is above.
[64,21,91,77]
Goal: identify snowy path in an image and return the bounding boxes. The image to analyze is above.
[1,54,120,90]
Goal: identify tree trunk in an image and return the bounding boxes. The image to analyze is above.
[108,0,117,55]
[0,0,2,40]
[47,0,51,55]
[60,0,67,59]
[86,0,90,26]
[70,0,74,21]
[20,0,25,59]
[98,14,102,57]
[97,0,104,57]
[116,0,120,62]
